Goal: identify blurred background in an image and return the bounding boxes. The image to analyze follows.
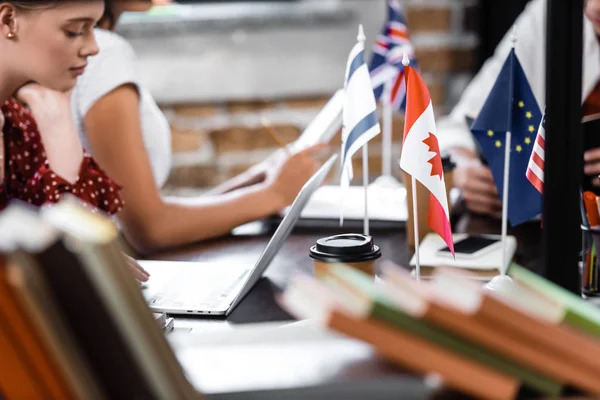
[115,0,530,196]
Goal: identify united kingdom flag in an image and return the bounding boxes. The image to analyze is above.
[369,0,418,112]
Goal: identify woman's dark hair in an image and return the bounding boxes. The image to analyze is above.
[3,1,75,8]
[98,0,115,30]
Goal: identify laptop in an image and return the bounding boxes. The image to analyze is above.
[140,154,337,316]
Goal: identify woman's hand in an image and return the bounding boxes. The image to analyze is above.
[450,148,502,217]
[124,255,150,283]
[15,84,83,183]
[265,144,328,210]
[584,148,600,187]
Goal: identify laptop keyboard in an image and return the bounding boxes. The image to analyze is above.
[149,269,250,310]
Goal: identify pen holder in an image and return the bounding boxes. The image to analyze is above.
[581,225,600,298]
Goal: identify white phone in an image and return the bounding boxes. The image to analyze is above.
[437,235,503,259]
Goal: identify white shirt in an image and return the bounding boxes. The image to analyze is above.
[436,0,600,153]
[71,29,172,188]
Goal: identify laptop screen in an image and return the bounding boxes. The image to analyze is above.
[227,154,338,311]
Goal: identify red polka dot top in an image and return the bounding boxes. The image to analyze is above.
[0,98,124,214]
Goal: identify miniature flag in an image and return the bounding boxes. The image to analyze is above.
[399,63,454,255]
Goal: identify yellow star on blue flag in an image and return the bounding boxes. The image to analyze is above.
[470,48,542,226]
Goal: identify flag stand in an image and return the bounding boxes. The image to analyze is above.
[401,52,421,281]
[484,131,515,291]
[484,29,519,292]
[382,83,393,178]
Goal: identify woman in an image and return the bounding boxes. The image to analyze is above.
[0,0,150,281]
[72,0,326,254]
[0,1,124,214]
[437,0,600,216]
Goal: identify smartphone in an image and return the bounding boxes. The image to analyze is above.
[437,235,502,259]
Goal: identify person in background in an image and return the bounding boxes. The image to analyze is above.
[71,0,326,254]
[0,0,150,282]
[436,0,600,216]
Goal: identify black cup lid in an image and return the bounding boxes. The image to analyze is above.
[309,234,381,263]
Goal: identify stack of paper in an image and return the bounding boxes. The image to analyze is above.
[281,185,408,227]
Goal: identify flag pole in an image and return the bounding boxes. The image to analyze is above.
[401,50,420,280]
[358,25,370,236]
[382,82,393,177]
[411,176,421,280]
[485,27,518,292]
[501,131,511,274]
[500,26,518,276]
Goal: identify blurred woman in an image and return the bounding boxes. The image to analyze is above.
[72,0,325,254]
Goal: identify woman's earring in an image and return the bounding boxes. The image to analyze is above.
[6,32,15,39]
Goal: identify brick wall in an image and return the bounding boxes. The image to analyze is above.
[161,0,479,195]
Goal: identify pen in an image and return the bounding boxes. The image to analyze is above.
[261,117,291,156]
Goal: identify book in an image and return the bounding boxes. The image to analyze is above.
[508,264,600,337]
[0,206,102,400]
[383,265,600,395]
[322,264,563,397]
[0,259,66,400]
[0,199,202,400]
[6,253,105,400]
[431,267,600,383]
[40,198,199,400]
[280,274,522,400]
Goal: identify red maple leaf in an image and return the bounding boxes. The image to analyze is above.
[422,132,443,180]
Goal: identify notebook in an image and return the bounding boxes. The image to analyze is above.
[277,184,408,229]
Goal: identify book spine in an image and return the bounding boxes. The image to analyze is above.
[425,303,600,396]
[0,261,74,399]
[371,302,561,397]
[480,296,600,376]
[563,310,600,339]
[327,310,520,400]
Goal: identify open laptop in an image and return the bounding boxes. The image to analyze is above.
[140,154,337,316]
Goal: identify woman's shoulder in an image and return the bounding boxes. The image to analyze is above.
[76,29,139,89]
[92,29,137,62]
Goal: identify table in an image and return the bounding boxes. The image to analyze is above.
[145,214,543,398]
[149,215,542,329]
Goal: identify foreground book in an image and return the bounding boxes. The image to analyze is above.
[0,199,201,400]
[281,263,600,399]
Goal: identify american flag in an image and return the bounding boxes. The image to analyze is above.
[369,0,417,111]
[526,111,546,194]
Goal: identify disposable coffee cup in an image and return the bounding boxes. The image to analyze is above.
[309,234,382,279]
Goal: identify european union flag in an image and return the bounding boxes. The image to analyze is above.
[471,48,542,226]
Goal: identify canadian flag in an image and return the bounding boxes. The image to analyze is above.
[399,65,454,255]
